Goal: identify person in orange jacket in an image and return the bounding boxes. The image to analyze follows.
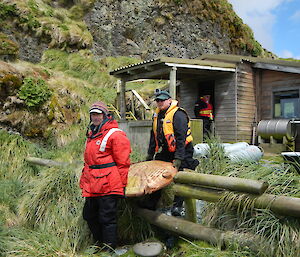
[194,94,214,136]
[79,101,131,251]
[145,90,199,214]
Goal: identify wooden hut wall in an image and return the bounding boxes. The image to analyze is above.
[258,70,300,120]
[236,63,256,143]
[180,74,238,142]
[214,73,237,142]
[179,80,199,119]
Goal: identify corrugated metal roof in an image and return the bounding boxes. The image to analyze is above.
[110,56,236,75]
[199,54,300,68]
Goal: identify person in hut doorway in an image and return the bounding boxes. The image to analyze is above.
[145,89,199,215]
[79,101,131,252]
[194,94,214,137]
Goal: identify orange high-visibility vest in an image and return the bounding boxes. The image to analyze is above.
[153,100,193,152]
[199,98,214,119]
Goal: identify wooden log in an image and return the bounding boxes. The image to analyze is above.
[136,207,222,246]
[25,157,68,167]
[184,198,197,223]
[172,184,300,218]
[174,171,268,195]
[136,207,260,252]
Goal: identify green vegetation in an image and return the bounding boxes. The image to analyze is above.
[18,77,52,109]
[0,0,93,49]
[0,0,293,255]
[1,127,298,256]
[197,136,300,257]
[41,49,140,88]
[0,3,18,23]
[0,33,19,56]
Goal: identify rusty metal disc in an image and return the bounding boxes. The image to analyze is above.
[125,160,178,197]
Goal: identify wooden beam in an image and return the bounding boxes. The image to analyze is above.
[125,67,171,81]
[135,207,261,253]
[172,184,300,218]
[254,63,300,74]
[120,79,126,120]
[26,157,67,167]
[174,171,268,195]
[131,90,150,110]
[169,66,177,98]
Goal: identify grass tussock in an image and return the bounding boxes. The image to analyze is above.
[198,136,300,257]
[41,50,140,88]
[0,130,41,181]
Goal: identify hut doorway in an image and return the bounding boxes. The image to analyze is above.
[197,81,215,110]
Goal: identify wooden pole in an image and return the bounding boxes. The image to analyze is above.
[116,80,121,110]
[172,184,300,218]
[169,66,177,99]
[136,207,222,246]
[25,157,68,167]
[120,79,126,120]
[136,207,261,252]
[184,198,197,223]
[174,171,268,195]
[131,90,135,116]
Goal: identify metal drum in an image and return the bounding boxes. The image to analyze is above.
[257,119,296,141]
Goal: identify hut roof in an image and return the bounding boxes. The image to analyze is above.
[110,57,236,81]
[199,54,300,74]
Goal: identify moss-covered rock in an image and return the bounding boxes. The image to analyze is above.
[0,33,19,56]
[0,61,23,100]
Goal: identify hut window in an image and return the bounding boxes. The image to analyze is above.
[273,90,300,118]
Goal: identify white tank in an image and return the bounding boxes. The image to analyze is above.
[193,143,210,157]
[223,142,249,154]
[227,145,264,163]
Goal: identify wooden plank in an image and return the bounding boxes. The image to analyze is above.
[217,105,255,112]
[217,117,254,122]
[237,95,256,101]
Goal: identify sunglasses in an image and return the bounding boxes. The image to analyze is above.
[155,99,167,102]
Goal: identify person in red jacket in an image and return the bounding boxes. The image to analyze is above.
[79,101,131,251]
[194,94,214,136]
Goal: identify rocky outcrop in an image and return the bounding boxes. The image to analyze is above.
[0,0,259,63]
[84,0,234,59]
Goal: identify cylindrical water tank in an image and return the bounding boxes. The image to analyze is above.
[193,143,210,157]
[223,142,249,154]
[227,145,264,163]
[257,119,296,141]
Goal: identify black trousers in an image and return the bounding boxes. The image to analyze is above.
[83,195,119,248]
[199,117,212,136]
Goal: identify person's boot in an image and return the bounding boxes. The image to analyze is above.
[171,206,183,217]
[171,196,184,216]
[165,235,178,249]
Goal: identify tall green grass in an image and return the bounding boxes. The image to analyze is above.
[41,50,139,88]
[0,130,41,180]
[198,136,300,257]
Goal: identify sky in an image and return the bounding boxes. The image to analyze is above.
[228,0,300,59]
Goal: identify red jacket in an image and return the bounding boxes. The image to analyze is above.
[79,119,131,197]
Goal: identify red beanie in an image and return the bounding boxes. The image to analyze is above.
[89,101,109,116]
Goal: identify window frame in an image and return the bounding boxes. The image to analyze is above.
[272,87,300,119]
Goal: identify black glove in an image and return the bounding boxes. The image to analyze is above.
[173,159,182,170]
[145,154,154,161]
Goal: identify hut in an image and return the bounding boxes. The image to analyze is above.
[110,54,300,151]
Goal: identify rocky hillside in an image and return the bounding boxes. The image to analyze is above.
[1,0,271,63]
